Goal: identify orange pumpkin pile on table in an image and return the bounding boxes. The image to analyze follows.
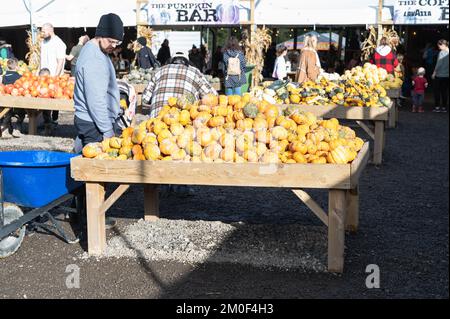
[82,93,365,164]
[0,72,74,99]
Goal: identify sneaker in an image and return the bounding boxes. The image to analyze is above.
[418,107,425,113]
[0,127,12,138]
[11,129,23,137]
[432,107,441,113]
[441,108,447,113]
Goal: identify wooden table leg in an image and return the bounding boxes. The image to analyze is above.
[373,121,384,165]
[345,186,359,233]
[86,182,106,255]
[328,189,347,273]
[144,184,159,221]
[27,110,39,135]
[388,100,396,129]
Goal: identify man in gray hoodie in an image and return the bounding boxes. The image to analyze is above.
[73,13,124,152]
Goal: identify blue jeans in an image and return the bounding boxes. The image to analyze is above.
[412,92,424,106]
[225,87,242,96]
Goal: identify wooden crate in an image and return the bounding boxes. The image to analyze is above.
[387,88,401,99]
[71,142,370,272]
[386,89,401,128]
[132,84,147,94]
[276,104,389,165]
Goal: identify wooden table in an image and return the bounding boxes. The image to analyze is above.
[386,89,401,128]
[277,104,389,165]
[131,84,147,114]
[0,96,74,135]
[71,142,369,273]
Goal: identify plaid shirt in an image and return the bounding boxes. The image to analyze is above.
[142,64,217,118]
[371,51,399,74]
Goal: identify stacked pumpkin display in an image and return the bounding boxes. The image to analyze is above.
[82,94,365,164]
[252,63,392,107]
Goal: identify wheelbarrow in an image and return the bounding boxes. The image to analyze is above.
[0,150,85,258]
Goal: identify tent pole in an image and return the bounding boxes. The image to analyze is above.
[378,0,383,43]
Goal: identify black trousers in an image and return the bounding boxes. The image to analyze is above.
[0,108,26,131]
[74,116,121,147]
[43,110,59,123]
[434,77,449,108]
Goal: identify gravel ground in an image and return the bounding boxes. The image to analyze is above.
[0,96,448,299]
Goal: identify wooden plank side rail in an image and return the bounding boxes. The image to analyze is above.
[276,104,389,121]
[0,96,74,111]
[70,142,370,273]
[276,104,389,165]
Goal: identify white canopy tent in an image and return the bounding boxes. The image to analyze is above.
[0,0,394,29]
[0,0,138,28]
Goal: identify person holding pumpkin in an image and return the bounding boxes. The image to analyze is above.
[73,13,125,153]
[296,33,321,84]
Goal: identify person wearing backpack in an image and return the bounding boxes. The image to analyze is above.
[0,40,15,59]
[223,36,246,96]
[136,37,159,69]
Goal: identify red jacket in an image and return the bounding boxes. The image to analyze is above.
[413,76,428,94]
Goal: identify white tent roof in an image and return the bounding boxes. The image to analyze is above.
[0,0,137,28]
[0,0,394,28]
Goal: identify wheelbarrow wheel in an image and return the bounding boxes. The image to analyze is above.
[0,203,26,258]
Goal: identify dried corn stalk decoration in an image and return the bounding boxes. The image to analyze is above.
[241,26,272,88]
[25,30,42,73]
[127,25,155,67]
[361,26,400,62]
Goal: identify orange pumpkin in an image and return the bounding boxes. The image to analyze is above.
[201,94,219,107]
[82,143,103,158]
[265,105,279,118]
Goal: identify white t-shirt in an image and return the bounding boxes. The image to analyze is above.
[40,35,67,76]
[273,56,287,80]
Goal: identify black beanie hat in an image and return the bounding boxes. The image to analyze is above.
[137,37,147,46]
[95,13,124,41]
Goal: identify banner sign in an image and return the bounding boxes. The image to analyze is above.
[393,0,449,24]
[142,0,250,25]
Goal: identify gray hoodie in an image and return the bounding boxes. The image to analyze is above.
[73,41,120,137]
[434,50,449,78]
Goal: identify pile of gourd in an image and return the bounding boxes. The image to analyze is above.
[82,94,364,164]
[122,68,156,84]
[251,63,392,107]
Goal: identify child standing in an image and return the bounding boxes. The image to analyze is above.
[412,67,428,113]
[1,58,24,137]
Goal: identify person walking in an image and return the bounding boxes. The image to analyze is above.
[296,33,321,84]
[0,40,15,59]
[40,23,67,126]
[136,36,159,69]
[432,39,449,113]
[223,36,246,96]
[157,39,171,66]
[411,67,428,113]
[66,35,90,76]
[272,45,288,80]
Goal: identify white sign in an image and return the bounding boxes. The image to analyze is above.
[394,0,449,24]
[143,0,250,25]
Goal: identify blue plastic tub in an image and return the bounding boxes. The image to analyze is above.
[0,151,82,208]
